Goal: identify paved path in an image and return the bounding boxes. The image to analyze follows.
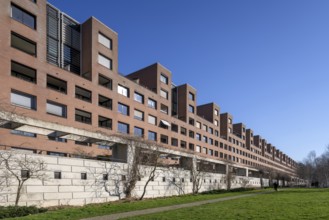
[81,191,271,220]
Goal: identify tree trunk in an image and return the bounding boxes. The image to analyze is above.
[15,181,23,206]
[139,169,156,200]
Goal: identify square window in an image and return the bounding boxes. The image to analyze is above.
[75,109,92,124]
[160,89,168,99]
[118,103,129,116]
[11,90,36,110]
[54,171,61,179]
[98,33,112,49]
[188,105,194,113]
[148,99,157,109]
[81,173,87,180]
[21,170,30,179]
[188,92,194,101]
[11,32,37,56]
[98,74,112,90]
[118,122,129,134]
[11,4,36,29]
[98,53,112,69]
[46,100,66,117]
[11,61,36,83]
[117,85,129,97]
[160,74,168,84]
[134,92,144,103]
[148,115,157,125]
[134,109,144,121]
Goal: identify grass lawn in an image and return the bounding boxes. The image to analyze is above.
[8,189,262,220]
[124,188,329,220]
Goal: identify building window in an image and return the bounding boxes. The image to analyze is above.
[160,74,168,84]
[98,33,112,49]
[98,53,112,69]
[160,89,168,99]
[171,138,178,147]
[75,109,92,124]
[148,131,157,141]
[208,127,213,134]
[228,118,232,124]
[98,116,112,129]
[11,61,36,83]
[134,127,144,137]
[171,123,178,132]
[202,124,207,131]
[54,171,61,179]
[11,90,36,110]
[180,140,187,148]
[46,101,66,117]
[202,147,207,154]
[81,173,87,180]
[98,95,112,110]
[214,109,219,116]
[214,120,218,126]
[118,122,129,134]
[189,130,194,138]
[203,136,208,143]
[134,109,144,121]
[103,174,108,181]
[228,128,232,133]
[148,115,157,125]
[21,170,30,179]
[11,4,36,29]
[11,130,36,138]
[11,32,36,56]
[160,104,168,114]
[98,74,112,90]
[160,135,168,144]
[118,103,129,116]
[180,127,187,136]
[148,99,157,109]
[195,133,201,141]
[134,92,144,103]
[188,105,194,113]
[189,143,194,151]
[196,145,201,153]
[196,121,201,129]
[47,75,67,94]
[75,86,92,102]
[75,141,91,147]
[117,85,129,97]
[188,92,194,101]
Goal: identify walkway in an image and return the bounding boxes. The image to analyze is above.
[81,191,271,220]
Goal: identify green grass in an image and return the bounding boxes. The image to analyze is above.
[8,189,262,220]
[124,188,329,220]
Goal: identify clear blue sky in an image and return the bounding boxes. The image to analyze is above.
[48,0,329,162]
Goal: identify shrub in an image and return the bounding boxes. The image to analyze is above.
[0,206,47,219]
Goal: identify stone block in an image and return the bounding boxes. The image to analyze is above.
[40,199,59,207]
[72,166,91,173]
[73,191,96,199]
[58,158,84,166]
[72,179,95,186]
[27,186,58,193]
[8,193,43,202]
[59,186,84,192]
[61,172,81,179]
[44,192,72,200]
[47,164,72,172]
[44,179,72,186]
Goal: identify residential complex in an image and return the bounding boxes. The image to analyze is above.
[0,0,297,178]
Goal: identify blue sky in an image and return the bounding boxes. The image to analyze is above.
[48,0,329,161]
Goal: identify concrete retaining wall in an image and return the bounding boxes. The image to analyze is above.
[0,152,267,207]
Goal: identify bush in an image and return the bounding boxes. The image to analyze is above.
[0,206,47,219]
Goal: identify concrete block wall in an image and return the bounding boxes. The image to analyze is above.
[0,152,267,207]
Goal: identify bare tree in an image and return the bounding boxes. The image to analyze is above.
[0,150,46,206]
[240,177,250,188]
[167,168,189,196]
